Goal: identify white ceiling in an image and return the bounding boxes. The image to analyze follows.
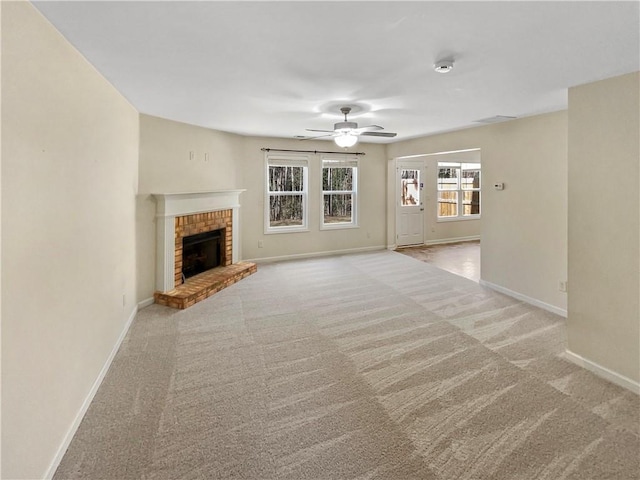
[33,1,640,143]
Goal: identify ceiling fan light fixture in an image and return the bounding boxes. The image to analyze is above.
[303,106,395,145]
[334,133,358,148]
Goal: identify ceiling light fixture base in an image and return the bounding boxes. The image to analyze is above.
[434,60,454,73]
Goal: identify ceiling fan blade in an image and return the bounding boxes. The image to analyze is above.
[296,133,335,140]
[306,128,336,133]
[353,125,383,133]
[360,131,397,137]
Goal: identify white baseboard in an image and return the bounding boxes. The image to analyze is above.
[245,245,387,263]
[479,279,567,318]
[424,235,480,246]
[44,305,139,479]
[137,297,155,309]
[564,350,640,394]
[394,235,480,249]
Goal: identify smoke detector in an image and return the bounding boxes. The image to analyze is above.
[434,60,454,73]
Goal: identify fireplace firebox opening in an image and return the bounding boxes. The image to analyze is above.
[182,229,224,280]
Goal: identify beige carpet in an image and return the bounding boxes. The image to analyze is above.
[54,251,639,479]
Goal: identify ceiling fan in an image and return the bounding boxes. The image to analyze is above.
[300,107,397,147]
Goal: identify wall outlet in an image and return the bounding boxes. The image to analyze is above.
[189,151,194,160]
[258,240,264,248]
[558,281,568,293]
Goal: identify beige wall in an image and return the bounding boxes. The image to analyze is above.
[137,114,244,302]
[239,136,388,261]
[1,3,140,478]
[136,119,388,302]
[568,72,640,383]
[387,111,568,313]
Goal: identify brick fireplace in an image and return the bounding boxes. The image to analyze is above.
[174,209,232,285]
[152,190,256,309]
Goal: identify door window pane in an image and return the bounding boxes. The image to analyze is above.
[401,169,420,206]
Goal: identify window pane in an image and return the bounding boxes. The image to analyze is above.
[323,167,353,191]
[462,169,480,190]
[438,191,458,217]
[269,195,303,227]
[401,169,420,206]
[324,194,352,224]
[438,168,459,190]
[269,166,304,192]
[463,191,481,215]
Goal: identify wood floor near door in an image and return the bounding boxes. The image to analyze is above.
[396,240,480,282]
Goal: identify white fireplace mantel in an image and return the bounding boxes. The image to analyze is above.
[152,190,245,292]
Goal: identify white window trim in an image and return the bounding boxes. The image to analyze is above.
[264,153,309,234]
[436,162,481,222]
[320,155,359,230]
[437,215,480,223]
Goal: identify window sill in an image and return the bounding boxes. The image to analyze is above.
[437,216,481,223]
[264,227,309,235]
[320,223,359,231]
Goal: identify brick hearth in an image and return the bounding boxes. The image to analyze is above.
[154,261,257,309]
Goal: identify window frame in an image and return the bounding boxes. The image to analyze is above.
[320,155,359,230]
[437,161,481,222]
[264,153,309,234]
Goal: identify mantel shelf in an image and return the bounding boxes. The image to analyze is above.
[152,190,246,218]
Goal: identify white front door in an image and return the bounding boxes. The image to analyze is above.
[396,160,425,247]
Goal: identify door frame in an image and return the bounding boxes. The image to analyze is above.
[395,158,426,247]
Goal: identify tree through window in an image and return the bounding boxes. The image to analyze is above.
[322,156,358,228]
[265,155,309,233]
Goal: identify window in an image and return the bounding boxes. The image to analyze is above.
[265,154,308,233]
[437,162,481,219]
[400,168,420,206]
[322,156,358,229]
